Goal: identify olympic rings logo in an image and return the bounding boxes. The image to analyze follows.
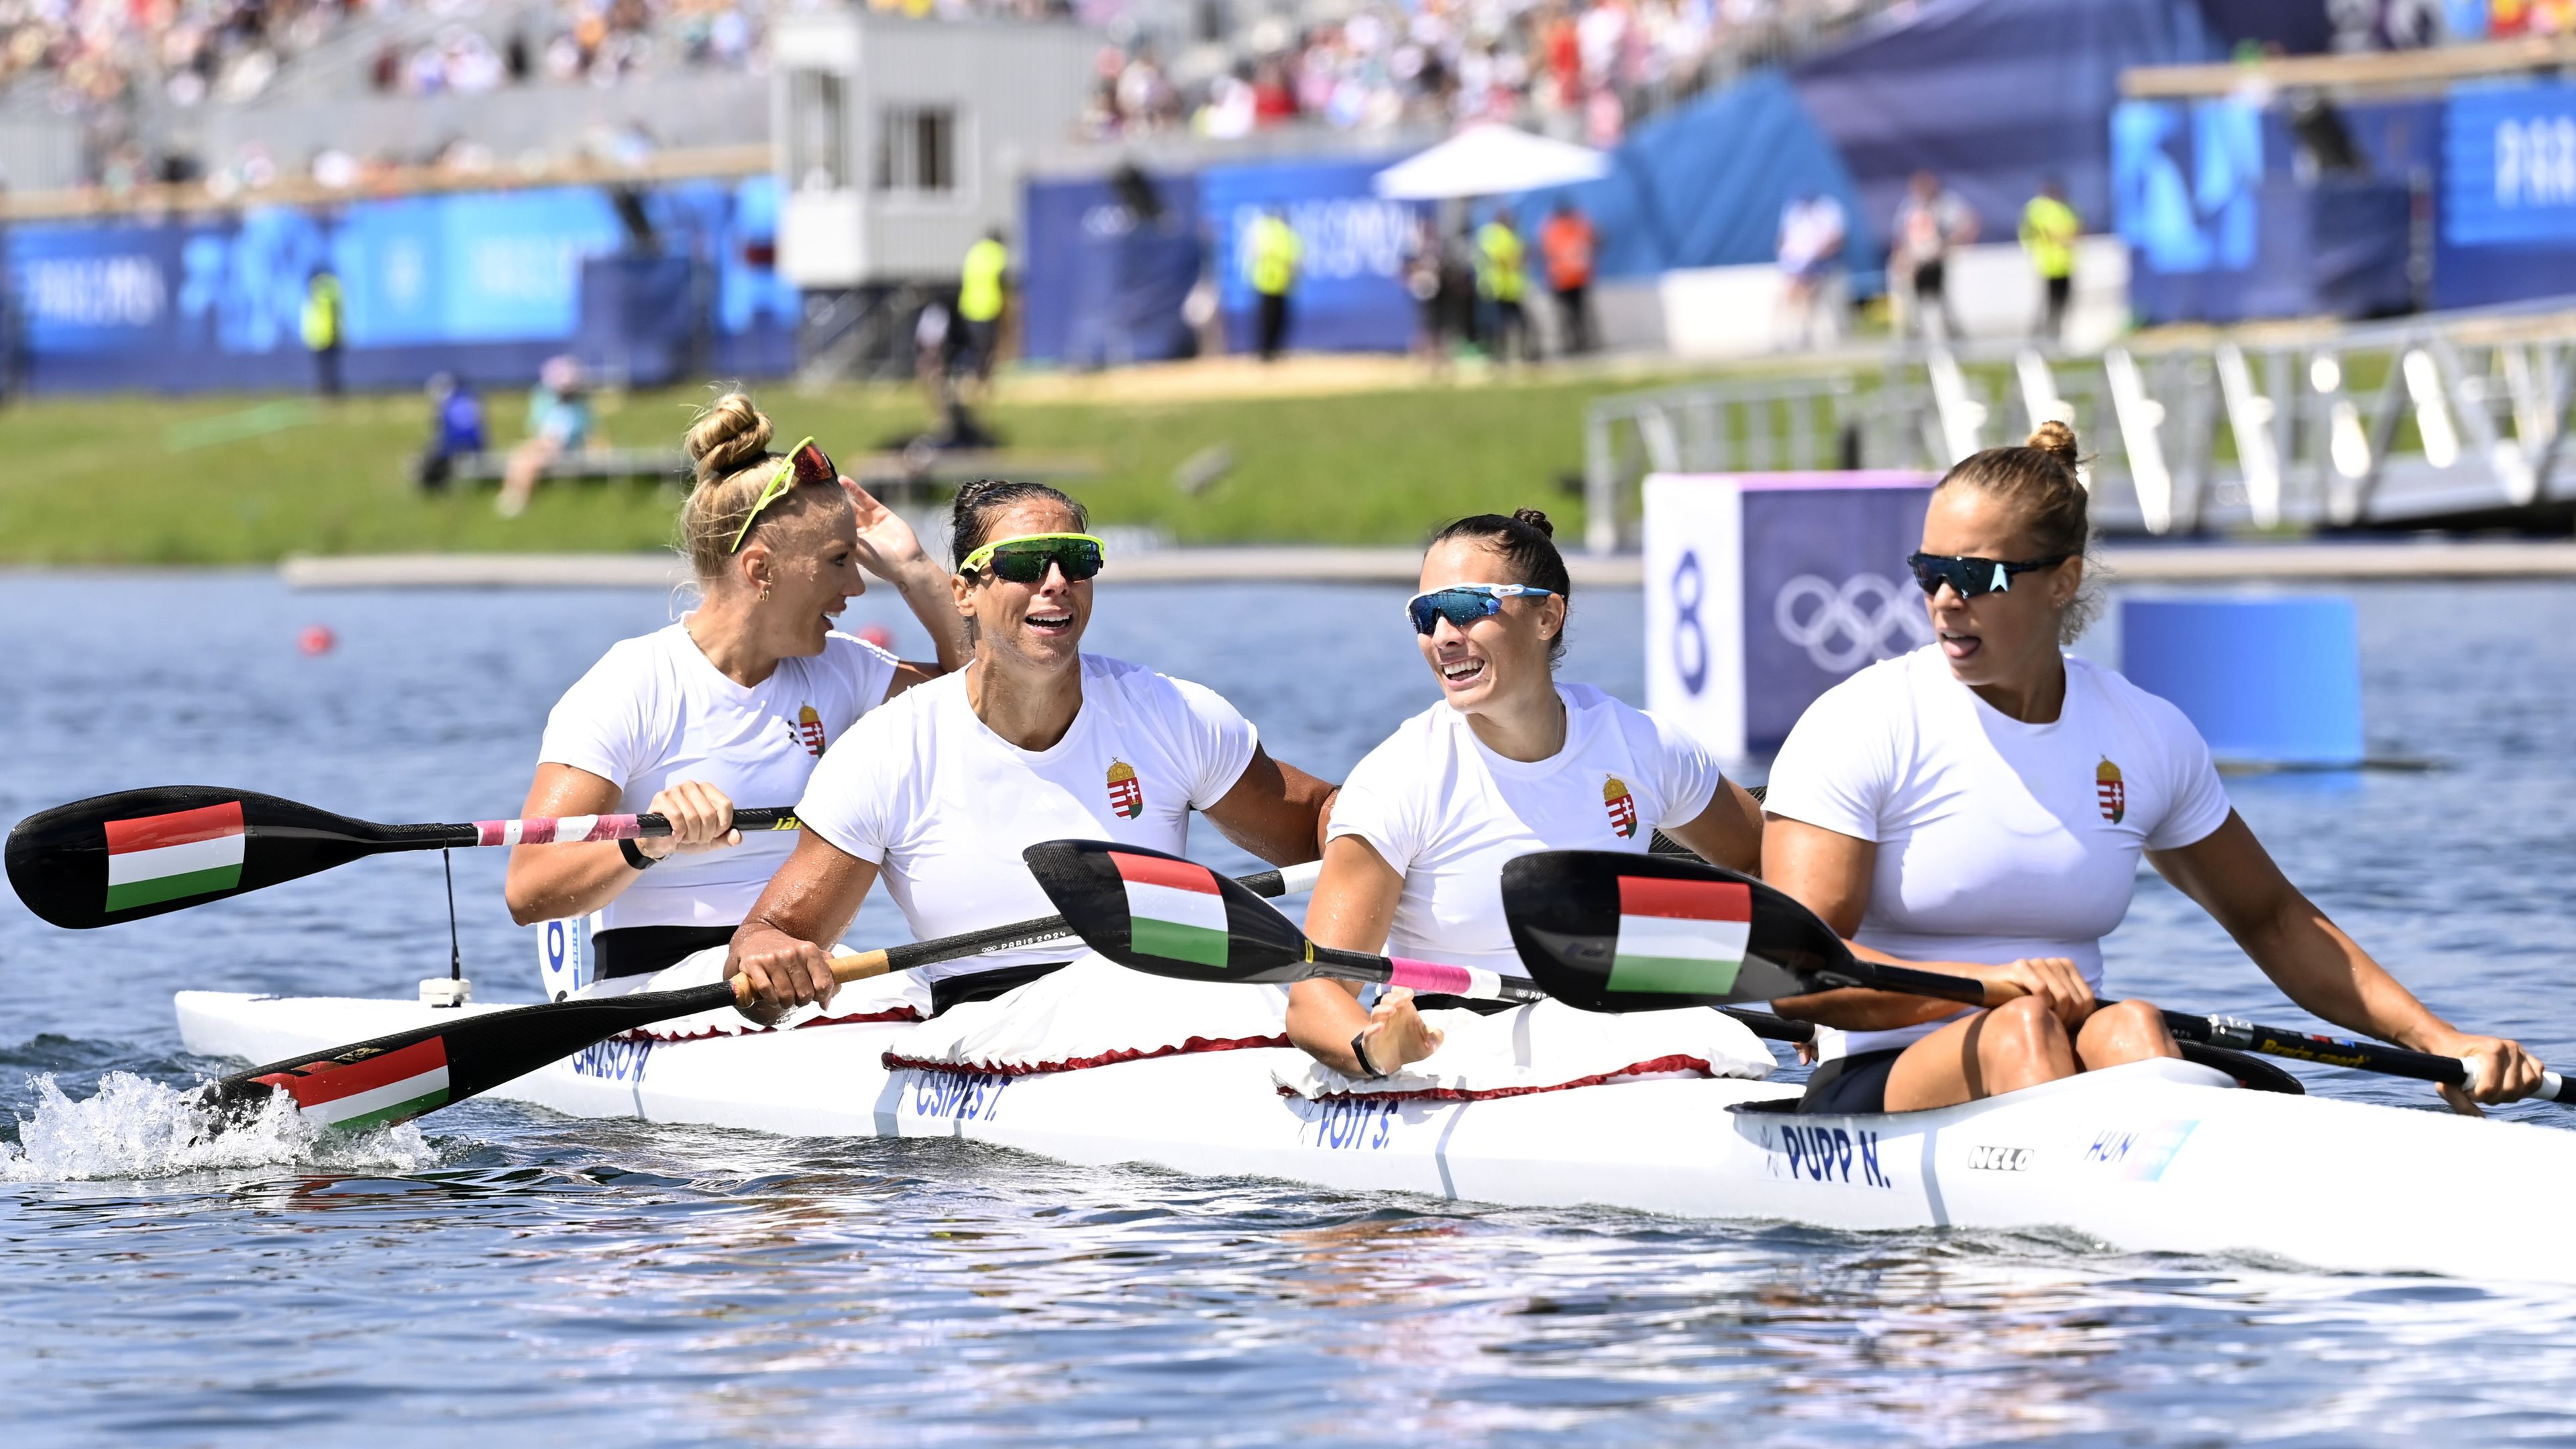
[1670,549,1709,696]
[1772,572,1932,674]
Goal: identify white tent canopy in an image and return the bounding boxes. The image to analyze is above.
[1371,124,1612,201]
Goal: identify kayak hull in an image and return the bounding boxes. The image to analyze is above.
[175,990,2576,1283]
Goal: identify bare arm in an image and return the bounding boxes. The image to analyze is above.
[1201,747,1337,866]
[724,830,881,1019]
[1760,816,2092,1030]
[2149,810,2540,1102]
[1286,835,1443,1075]
[1659,779,1764,873]
[502,765,739,926]
[843,478,969,691]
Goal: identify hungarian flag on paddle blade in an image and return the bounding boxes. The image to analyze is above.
[1108,849,1230,968]
[1608,875,1751,993]
[254,1036,452,1133]
[103,801,246,912]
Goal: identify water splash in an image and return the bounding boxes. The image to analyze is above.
[0,1071,437,1181]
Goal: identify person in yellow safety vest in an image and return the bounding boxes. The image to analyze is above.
[1476,208,1529,364]
[301,267,344,397]
[2020,178,2081,343]
[955,229,1010,387]
[1249,207,1300,362]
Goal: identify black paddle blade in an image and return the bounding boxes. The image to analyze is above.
[1501,850,1857,1012]
[198,981,739,1134]
[8,786,415,929]
[1022,839,1313,983]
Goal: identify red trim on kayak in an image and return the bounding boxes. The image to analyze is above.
[883,1033,1291,1077]
[1283,1053,1721,1103]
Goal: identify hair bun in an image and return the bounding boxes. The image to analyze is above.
[684,390,773,485]
[2026,419,2081,469]
[1510,506,1555,539]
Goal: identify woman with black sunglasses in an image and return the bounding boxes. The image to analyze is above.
[1762,421,2541,1114]
[724,478,1337,1018]
[502,392,967,983]
[1281,510,1766,1081]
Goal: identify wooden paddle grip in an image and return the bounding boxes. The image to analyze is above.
[725,949,889,1008]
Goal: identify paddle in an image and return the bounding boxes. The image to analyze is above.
[1022,839,1546,1004]
[199,856,1325,1135]
[1501,849,2576,1105]
[7,786,800,929]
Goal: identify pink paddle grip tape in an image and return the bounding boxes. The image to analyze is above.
[472,814,642,847]
[1385,957,1473,996]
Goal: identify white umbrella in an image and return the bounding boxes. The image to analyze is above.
[1371,123,1612,201]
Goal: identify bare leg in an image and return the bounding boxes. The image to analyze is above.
[2074,998,2182,1071]
[1882,996,2078,1111]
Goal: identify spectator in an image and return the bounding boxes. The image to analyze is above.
[955,228,1010,392]
[415,373,488,491]
[1476,206,1529,364]
[301,266,343,398]
[1540,199,1597,356]
[1403,211,1452,366]
[1249,206,1301,362]
[1775,189,1847,352]
[1892,169,1976,343]
[2020,176,2080,344]
[496,356,600,519]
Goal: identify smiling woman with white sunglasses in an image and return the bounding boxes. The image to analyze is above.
[1282,509,1766,1080]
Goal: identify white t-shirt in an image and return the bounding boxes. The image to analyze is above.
[537,622,899,930]
[1763,647,2233,1059]
[1327,684,1729,979]
[794,654,1260,985]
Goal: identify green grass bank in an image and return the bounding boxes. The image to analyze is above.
[0,367,1674,566]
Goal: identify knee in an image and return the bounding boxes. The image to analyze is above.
[2080,998,2180,1063]
[1983,996,2072,1057]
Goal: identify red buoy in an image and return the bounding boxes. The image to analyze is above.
[857,624,895,649]
[298,625,337,656]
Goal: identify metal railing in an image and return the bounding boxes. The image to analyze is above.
[1580,303,2576,553]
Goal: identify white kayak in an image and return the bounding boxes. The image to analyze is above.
[174,989,2576,1285]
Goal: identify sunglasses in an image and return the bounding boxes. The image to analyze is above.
[1406,583,1557,635]
[727,436,837,553]
[1904,551,2070,600]
[958,532,1108,584]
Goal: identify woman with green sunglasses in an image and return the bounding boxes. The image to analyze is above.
[502,392,968,985]
[724,478,1338,1020]
[1283,509,1766,1082]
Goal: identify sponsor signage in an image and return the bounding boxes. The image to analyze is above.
[2445,82,2576,248]
[1643,472,1936,757]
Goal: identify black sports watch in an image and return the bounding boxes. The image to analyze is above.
[1350,1030,1389,1080]
[620,837,660,870]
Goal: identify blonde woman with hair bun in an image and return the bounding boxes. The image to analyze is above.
[1760,422,2542,1116]
[500,390,968,983]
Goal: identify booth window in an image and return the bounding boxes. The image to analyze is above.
[786,70,848,191]
[875,105,957,196]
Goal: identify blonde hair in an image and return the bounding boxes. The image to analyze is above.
[1935,420,2104,643]
[678,390,830,580]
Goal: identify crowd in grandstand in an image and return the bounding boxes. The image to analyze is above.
[1081,0,1853,146]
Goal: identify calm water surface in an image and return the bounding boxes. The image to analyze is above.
[5,572,2576,1446]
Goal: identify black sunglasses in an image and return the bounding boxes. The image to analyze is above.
[1905,551,2071,599]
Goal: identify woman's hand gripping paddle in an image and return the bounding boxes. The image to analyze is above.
[6,786,801,929]
[199,857,1326,1136]
[1022,839,1545,1004]
[1501,850,2576,1105]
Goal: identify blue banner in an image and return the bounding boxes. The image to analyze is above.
[1197,157,1421,354]
[2444,82,2576,248]
[4,176,798,394]
[1020,172,1204,367]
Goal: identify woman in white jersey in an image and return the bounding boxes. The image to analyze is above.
[1283,510,1766,1079]
[503,393,967,980]
[727,479,1336,1018]
[1764,421,2541,1114]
